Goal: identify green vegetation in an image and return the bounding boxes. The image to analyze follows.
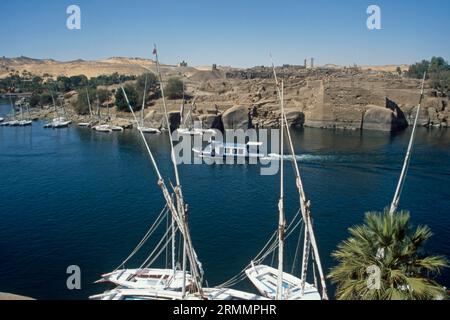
[328,209,448,300]
[115,84,139,112]
[407,57,450,95]
[165,78,184,99]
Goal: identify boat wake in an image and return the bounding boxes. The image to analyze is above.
[263,153,339,162]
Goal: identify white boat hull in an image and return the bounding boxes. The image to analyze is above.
[97,268,193,291]
[245,265,321,300]
[138,127,161,134]
[90,287,268,301]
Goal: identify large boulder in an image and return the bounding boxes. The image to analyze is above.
[407,106,429,126]
[222,105,252,130]
[363,105,408,132]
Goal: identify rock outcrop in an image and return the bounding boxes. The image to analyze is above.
[222,105,252,130]
[362,104,408,132]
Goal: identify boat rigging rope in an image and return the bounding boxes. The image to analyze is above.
[140,221,178,269]
[217,210,303,289]
[291,222,305,275]
[114,204,169,271]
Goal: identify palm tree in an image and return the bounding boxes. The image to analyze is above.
[329,209,448,300]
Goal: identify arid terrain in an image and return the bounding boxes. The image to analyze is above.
[1,57,448,131]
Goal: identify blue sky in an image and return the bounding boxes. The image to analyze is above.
[0,0,448,67]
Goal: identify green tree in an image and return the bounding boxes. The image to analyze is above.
[96,88,112,105]
[29,93,41,108]
[165,78,184,99]
[328,209,448,300]
[39,92,53,106]
[115,84,139,112]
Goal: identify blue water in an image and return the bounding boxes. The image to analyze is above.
[1,100,449,299]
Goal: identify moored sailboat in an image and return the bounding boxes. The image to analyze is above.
[245,62,328,300]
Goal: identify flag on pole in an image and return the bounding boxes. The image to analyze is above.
[152,47,157,55]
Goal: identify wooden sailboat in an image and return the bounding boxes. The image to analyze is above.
[176,93,215,136]
[91,45,264,301]
[245,62,328,300]
[17,101,32,126]
[44,93,71,128]
[2,96,20,126]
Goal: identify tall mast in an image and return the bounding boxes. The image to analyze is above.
[271,59,329,300]
[86,88,93,119]
[9,96,15,120]
[51,93,58,118]
[276,81,286,300]
[389,72,426,216]
[152,45,204,297]
[141,74,148,126]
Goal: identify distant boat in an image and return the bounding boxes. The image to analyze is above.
[93,124,112,133]
[0,117,4,122]
[138,126,160,134]
[44,94,71,129]
[18,120,32,126]
[193,141,266,159]
[78,89,94,128]
[176,94,215,137]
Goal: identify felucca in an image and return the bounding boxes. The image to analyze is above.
[244,62,328,300]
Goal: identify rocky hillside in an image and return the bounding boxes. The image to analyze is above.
[4,57,448,132]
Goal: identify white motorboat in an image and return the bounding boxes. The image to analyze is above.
[96,268,193,290]
[111,125,124,132]
[93,124,112,133]
[138,126,161,134]
[0,117,4,122]
[77,122,91,127]
[193,141,265,159]
[18,120,32,126]
[245,265,321,300]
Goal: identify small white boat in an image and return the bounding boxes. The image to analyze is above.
[138,126,161,134]
[93,124,112,133]
[245,265,321,300]
[193,141,266,159]
[77,122,91,127]
[111,125,124,132]
[18,120,32,126]
[96,268,193,290]
[0,117,4,122]
[8,120,20,126]
[44,117,71,128]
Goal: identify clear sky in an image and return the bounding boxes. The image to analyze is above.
[0,0,448,67]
